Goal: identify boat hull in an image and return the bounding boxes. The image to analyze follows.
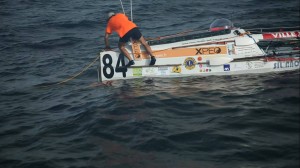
[98,51,299,82]
[98,26,300,82]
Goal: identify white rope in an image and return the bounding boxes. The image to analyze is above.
[119,0,133,21]
[119,0,125,15]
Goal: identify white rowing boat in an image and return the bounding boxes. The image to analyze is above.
[98,19,300,82]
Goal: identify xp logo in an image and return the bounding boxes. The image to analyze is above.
[195,47,222,55]
[224,64,230,71]
[184,57,196,70]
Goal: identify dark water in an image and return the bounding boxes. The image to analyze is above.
[1,0,300,168]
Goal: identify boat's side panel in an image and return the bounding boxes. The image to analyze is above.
[126,43,230,65]
[99,51,300,81]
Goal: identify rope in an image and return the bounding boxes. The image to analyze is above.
[119,0,126,15]
[130,0,133,21]
[41,55,100,88]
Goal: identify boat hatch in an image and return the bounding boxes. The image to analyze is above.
[210,18,234,32]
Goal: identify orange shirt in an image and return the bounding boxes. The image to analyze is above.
[106,13,137,38]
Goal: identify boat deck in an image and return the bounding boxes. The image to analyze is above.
[148,29,231,46]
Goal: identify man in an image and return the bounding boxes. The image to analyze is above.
[104,12,156,67]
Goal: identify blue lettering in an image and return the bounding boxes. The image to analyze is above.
[274,60,299,69]
[273,62,278,69]
[279,62,283,68]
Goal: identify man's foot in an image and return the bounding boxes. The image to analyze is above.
[149,56,156,65]
[126,60,135,67]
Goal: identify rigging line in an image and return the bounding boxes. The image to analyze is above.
[119,0,126,15]
[130,0,133,21]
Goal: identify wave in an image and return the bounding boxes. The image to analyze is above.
[52,20,99,29]
[23,36,84,49]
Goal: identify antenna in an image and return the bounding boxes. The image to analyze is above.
[130,0,133,21]
[119,0,133,21]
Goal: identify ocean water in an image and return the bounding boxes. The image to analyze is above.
[0,0,299,168]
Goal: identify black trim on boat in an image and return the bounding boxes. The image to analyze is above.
[247,26,300,34]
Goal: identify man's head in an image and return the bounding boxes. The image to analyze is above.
[107,12,115,19]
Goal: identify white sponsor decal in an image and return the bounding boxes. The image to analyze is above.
[253,61,265,69]
[246,62,253,69]
[158,67,169,75]
[143,67,157,75]
[246,61,265,69]
[271,32,299,38]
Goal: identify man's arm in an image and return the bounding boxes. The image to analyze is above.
[104,33,111,50]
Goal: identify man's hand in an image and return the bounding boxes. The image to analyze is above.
[104,46,112,51]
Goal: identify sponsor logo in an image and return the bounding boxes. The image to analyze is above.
[224,64,230,71]
[246,61,265,69]
[133,68,142,76]
[158,67,168,75]
[195,47,222,55]
[143,67,156,75]
[200,69,211,72]
[253,61,265,69]
[271,32,299,38]
[273,60,300,69]
[184,57,197,70]
[132,41,141,59]
[246,62,253,69]
[172,66,181,73]
[263,31,300,39]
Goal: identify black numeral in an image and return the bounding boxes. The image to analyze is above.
[102,54,114,79]
[115,54,127,77]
